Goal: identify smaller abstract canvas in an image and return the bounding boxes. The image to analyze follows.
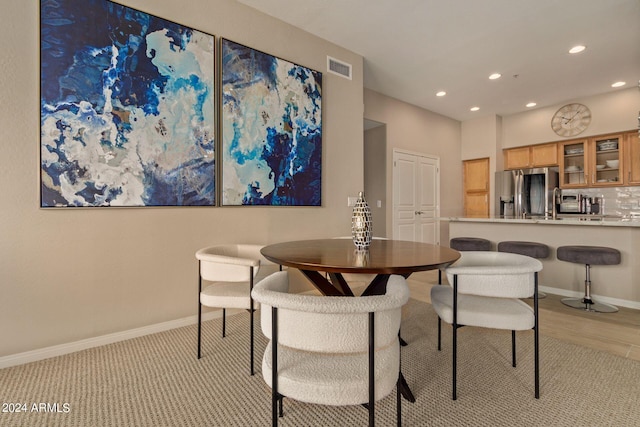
[221,39,322,206]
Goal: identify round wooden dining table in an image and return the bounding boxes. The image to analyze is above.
[261,238,460,403]
[260,238,461,296]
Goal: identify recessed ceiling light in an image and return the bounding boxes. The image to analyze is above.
[526,102,537,108]
[611,81,626,88]
[470,106,480,112]
[569,45,586,54]
[489,73,502,80]
[436,91,446,97]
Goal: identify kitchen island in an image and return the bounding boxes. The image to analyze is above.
[443,216,640,309]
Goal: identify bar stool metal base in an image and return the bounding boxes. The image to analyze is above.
[558,257,620,314]
[561,297,618,313]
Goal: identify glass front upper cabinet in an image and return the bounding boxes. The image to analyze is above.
[591,134,622,187]
[559,135,623,188]
[559,140,587,188]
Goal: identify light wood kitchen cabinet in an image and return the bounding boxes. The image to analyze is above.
[464,193,489,217]
[463,157,489,217]
[504,146,531,169]
[559,134,624,188]
[504,142,558,169]
[625,131,640,185]
[531,143,558,167]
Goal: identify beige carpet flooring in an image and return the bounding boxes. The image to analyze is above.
[1,299,639,426]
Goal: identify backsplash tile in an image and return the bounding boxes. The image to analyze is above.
[561,187,640,218]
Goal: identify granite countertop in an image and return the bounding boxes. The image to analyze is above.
[442,215,640,227]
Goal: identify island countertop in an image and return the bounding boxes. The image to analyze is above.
[442,216,640,227]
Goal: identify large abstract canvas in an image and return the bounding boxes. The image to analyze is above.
[221,39,322,206]
[40,0,215,207]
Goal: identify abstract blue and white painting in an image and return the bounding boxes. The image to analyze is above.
[40,0,215,207]
[221,39,322,206]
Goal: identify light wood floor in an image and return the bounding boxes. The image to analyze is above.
[406,270,640,362]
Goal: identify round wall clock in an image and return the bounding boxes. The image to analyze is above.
[551,103,591,137]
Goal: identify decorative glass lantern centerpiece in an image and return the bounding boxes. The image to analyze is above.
[351,191,372,250]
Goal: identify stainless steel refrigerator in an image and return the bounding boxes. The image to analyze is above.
[495,167,559,218]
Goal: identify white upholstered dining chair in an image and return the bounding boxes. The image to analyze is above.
[195,244,278,376]
[430,251,543,400]
[252,271,409,427]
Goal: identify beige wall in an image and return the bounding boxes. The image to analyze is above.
[461,115,500,162]
[502,88,640,148]
[0,0,364,356]
[363,89,463,241]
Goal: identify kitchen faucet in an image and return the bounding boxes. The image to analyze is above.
[552,187,560,220]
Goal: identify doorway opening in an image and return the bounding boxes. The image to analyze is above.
[364,119,387,237]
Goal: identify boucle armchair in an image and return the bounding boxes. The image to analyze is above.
[195,244,278,375]
[430,251,543,400]
[252,271,409,427]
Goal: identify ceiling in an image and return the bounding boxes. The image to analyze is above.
[236,0,640,122]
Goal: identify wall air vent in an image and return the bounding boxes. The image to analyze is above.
[327,56,352,80]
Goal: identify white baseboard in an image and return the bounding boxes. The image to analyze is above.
[0,309,242,370]
[539,285,640,310]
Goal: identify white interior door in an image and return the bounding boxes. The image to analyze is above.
[393,150,440,244]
